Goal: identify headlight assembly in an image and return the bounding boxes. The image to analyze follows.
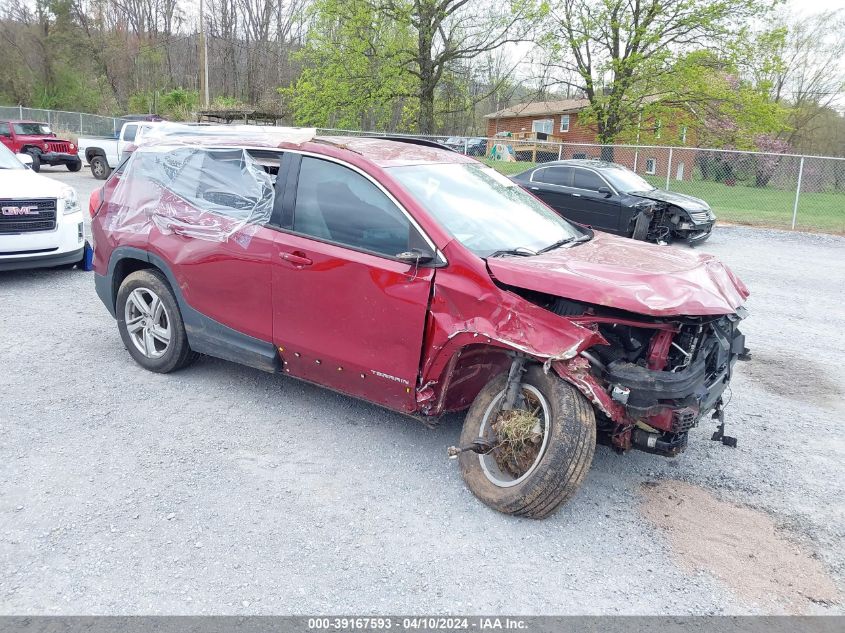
[61,188,80,215]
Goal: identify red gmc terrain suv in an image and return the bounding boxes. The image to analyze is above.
[90,128,749,517]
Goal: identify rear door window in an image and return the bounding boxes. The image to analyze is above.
[293,156,417,258]
[122,125,137,142]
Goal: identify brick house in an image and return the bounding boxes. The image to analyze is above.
[485,99,596,143]
[484,99,697,182]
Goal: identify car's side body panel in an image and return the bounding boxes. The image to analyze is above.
[415,240,606,415]
[91,168,151,274]
[94,246,280,372]
[144,223,277,343]
[271,230,435,412]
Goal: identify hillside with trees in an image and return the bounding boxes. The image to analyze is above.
[0,0,843,154]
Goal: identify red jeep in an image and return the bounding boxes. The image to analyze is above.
[0,119,81,172]
[90,130,748,517]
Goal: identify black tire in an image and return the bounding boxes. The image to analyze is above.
[90,155,111,180]
[116,269,199,373]
[67,159,82,172]
[631,210,650,241]
[26,149,41,172]
[458,366,596,518]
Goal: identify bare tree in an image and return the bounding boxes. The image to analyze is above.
[767,10,845,150]
[374,0,537,134]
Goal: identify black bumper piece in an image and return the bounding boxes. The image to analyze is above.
[40,152,81,166]
[606,323,745,414]
[0,247,83,271]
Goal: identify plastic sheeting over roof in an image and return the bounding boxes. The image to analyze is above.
[136,124,316,150]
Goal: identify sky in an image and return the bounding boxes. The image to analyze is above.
[789,0,845,14]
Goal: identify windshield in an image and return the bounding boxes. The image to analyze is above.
[13,122,52,135]
[0,142,24,169]
[390,163,582,257]
[602,167,655,193]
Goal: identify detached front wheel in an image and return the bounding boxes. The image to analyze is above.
[458,366,596,518]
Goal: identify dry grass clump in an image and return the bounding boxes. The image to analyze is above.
[492,408,543,476]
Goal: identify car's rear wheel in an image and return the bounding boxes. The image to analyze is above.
[116,270,198,373]
[458,366,596,518]
[90,155,111,180]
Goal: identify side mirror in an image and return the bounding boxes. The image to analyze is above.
[396,249,434,265]
[16,153,33,167]
[597,186,612,198]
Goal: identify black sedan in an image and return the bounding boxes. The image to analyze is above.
[511,159,715,244]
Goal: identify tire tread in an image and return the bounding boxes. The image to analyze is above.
[458,366,596,519]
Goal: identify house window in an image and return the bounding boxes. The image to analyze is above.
[645,158,657,175]
[560,115,570,133]
[680,126,688,145]
[531,119,553,135]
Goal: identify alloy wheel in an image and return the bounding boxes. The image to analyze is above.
[478,385,551,488]
[124,287,171,359]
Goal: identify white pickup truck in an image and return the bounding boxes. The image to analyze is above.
[77,121,166,180]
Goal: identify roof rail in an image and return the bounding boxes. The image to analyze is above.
[368,135,457,152]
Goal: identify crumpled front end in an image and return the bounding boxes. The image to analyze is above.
[553,309,747,455]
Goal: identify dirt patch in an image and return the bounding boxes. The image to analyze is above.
[739,351,842,409]
[640,480,841,613]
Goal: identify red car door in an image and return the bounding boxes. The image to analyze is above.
[140,147,280,347]
[271,155,436,412]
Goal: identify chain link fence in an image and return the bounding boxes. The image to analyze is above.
[319,128,845,235]
[0,105,840,234]
[0,105,120,137]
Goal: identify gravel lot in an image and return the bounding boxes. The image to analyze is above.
[1,168,844,615]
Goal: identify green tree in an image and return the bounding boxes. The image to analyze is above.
[633,50,790,149]
[288,0,539,134]
[543,0,784,144]
[284,0,417,130]
[375,0,539,134]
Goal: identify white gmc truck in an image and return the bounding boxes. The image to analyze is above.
[0,143,84,271]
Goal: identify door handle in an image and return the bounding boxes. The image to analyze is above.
[572,193,581,197]
[279,251,313,267]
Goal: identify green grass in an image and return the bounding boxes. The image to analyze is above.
[642,176,844,233]
[482,158,535,175]
[484,159,845,234]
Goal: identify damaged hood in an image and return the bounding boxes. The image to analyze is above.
[485,232,749,317]
[630,188,710,211]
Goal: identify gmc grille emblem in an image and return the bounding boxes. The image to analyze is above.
[1,206,38,216]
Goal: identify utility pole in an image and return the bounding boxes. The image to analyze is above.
[198,0,209,109]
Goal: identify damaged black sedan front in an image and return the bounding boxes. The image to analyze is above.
[512,159,715,245]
